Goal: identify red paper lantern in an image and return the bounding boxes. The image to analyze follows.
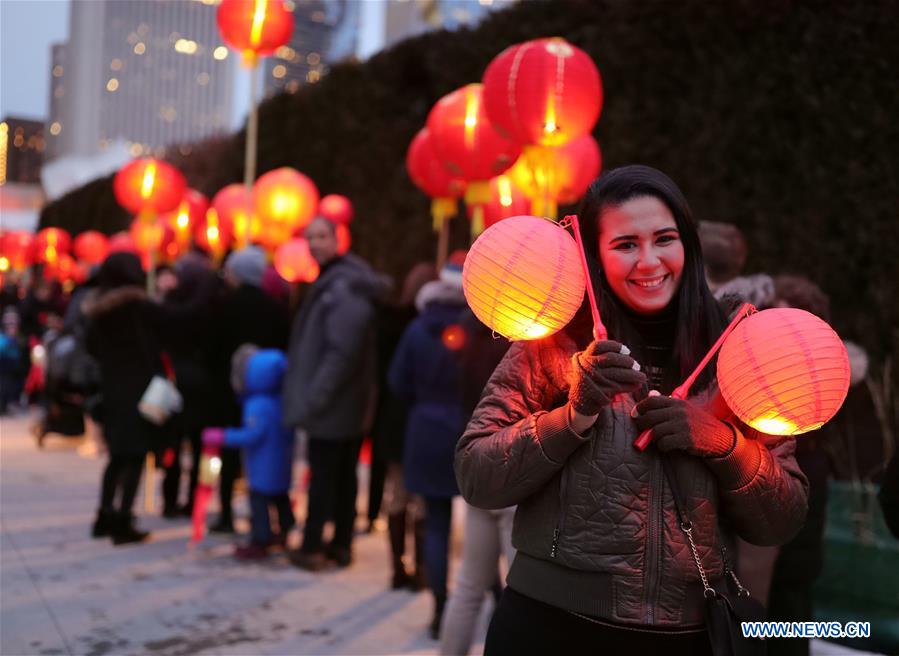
[130,219,175,255]
[108,231,138,255]
[34,228,72,264]
[44,254,85,284]
[470,175,531,229]
[161,189,208,246]
[274,238,319,283]
[462,215,585,341]
[0,231,34,270]
[217,0,294,65]
[114,158,186,216]
[717,308,850,435]
[194,208,235,257]
[212,184,257,248]
[406,128,466,231]
[73,231,109,265]
[427,84,522,235]
[483,38,603,148]
[318,194,354,225]
[335,223,351,256]
[254,167,319,249]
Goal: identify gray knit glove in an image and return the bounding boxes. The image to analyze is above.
[633,395,737,458]
[568,340,646,416]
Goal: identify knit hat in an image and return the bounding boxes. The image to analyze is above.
[439,249,467,289]
[224,246,266,287]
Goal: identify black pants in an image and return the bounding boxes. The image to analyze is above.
[485,588,712,656]
[300,436,362,553]
[100,454,145,515]
[367,449,387,523]
[217,446,241,523]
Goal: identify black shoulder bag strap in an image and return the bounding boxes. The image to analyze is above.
[660,455,766,656]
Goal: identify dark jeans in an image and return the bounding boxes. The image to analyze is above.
[424,496,453,599]
[367,450,387,523]
[485,588,713,656]
[249,490,295,545]
[217,446,241,523]
[300,436,362,554]
[100,454,145,514]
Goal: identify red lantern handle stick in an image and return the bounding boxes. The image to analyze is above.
[634,302,756,451]
[561,215,607,340]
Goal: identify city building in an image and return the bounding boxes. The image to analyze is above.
[45,43,68,161]
[52,0,235,161]
[0,117,45,186]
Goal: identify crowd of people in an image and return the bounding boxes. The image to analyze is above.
[1,166,896,654]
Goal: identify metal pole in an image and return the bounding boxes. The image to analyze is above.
[244,60,259,190]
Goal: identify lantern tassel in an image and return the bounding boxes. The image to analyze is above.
[633,302,756,451]
[561,214,607,341]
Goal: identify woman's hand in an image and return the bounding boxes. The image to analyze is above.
[632,396,736,458]
[568,340,646,419]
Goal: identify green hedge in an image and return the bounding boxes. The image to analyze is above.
[40,0,899,366]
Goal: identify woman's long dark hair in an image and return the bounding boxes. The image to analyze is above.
[567,165,726,393]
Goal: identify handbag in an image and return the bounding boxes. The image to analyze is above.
[660,456,767,656]
[132,309,181,426]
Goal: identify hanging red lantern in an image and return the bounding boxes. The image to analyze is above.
[335,223,351,256]
[254,167,319,249]
[717,308,851,435]
[427,83,522,236]
[73,231,109,265]
[510,134,602,218]
[130,219,175,256]
[462,215,586,341]
[34,228,72,264]
[318,194,354,225]
[161,189,208,249]
[274,238,319,283]
[406,128,466,233]
[194,208,235,259]
[0,231,35,270]
[108,231,138,255]
[44,253,85,284]
[217,0,294,66]
[470,175,531,229]
[212,184,257,248]
[483,37,603,148]
[113,158,186,217]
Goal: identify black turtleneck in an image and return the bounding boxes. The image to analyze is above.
[620,301,678,394]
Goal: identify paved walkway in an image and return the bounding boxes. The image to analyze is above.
[1,414,489,656]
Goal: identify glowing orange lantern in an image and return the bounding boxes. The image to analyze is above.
[113,158,186,217]
[717,308,850,435]
[212,184,257,248]
[130,219,175,256]
[216,0,294,67]
[462,215,585,341]
[406,128,466,232]
[427,84,521,236]
[161,189,208,249]
[0,231,34,270]
[254,167,319,249]
[73,231,109,265]
[44,254,85,284]
[510,134,601,218]
[194,208,235,258]
[319,194,354,225]
[336,223,351,256]
[274,238,319,283]
[34,228,72,264]
[483,38,602,148]
[470,175,530,229]
[108,232,138,255]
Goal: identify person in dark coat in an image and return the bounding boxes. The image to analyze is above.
[157,256,218,518]
[389,253,469,639]
[207,246,289,533]
[84,253,166,545]
[370,261,437,589]
[284,217,387,570]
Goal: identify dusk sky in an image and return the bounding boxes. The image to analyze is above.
[0,0,70,121]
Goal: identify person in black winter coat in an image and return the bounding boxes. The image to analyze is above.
[207,246,290,533]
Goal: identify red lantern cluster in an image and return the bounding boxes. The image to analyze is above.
[469,175,530,229]
[161,189,208,248]
[217,0,294,65]
[34,228,72,264]
[114,159,186,216]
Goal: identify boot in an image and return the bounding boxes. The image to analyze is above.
[429,593,447,640]
[387,512,411,589]
[111,512,150,546]
[91,509,114,538]
[410,518,427,592]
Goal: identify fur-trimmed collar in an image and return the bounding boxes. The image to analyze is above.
[82,286,147,317]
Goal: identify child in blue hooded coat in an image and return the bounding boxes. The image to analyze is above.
[203,347,295,560]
